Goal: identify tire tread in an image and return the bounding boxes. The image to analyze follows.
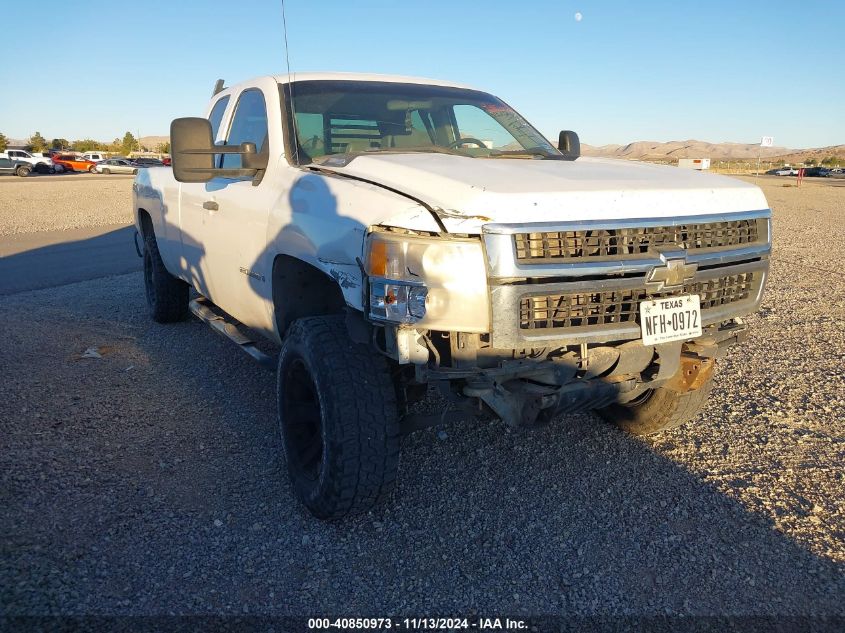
[278,315,400,519]
[598,377,714,436]
[143,233,188,323]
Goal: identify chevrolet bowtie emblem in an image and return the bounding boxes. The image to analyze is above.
[645,258,698,293]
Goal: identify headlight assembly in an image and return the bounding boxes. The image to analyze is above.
[365,231,490,332]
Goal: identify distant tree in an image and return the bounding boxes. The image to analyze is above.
[121,131,137,156]
[29,131,48,152]
[156,141,171,154]
[73,139,105,153]
[50,138,70,150]
[805,158,817,166]
[0,132,7,152]
[821,156,839,166]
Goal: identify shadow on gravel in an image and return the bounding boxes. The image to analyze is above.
[2,278,841,619]
[0,225,141,296]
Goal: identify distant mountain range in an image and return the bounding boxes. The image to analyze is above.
[581,140,845,163]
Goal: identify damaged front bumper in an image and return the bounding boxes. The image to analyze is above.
[400,320,745,430]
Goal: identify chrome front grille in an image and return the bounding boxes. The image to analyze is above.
[483,211,771,348]
[519,272,756,331]
[513,219,760,262]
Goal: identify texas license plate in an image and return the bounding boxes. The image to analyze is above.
[640,294,702,345]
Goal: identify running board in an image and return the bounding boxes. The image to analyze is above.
[188,296,276,370]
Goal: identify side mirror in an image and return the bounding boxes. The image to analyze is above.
[170,117,261,183]
[558,130,580,160]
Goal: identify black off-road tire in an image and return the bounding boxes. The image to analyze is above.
[143,232,188,323]
[277,314,400,519]
[597,376,714,436]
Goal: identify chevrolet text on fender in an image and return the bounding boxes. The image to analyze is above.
[133,72,771,519]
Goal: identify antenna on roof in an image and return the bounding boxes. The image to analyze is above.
[281,0,300,165]
[212,79,225,97]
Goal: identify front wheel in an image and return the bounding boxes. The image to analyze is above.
[102,168,111,175]
[89,165,97,173]
[597,374,714,436]
[15,166,31,177]
[277,314,400,519]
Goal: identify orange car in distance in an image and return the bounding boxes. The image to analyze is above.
[53,154,97,173]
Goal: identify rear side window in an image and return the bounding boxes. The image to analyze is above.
[208,96,230,140]
[222,89,268,169]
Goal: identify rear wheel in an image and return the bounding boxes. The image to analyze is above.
[15,166,31,177]
[89,165,97,173]
[597,375,714,436]
[103,168,111,175]
[143,232,188,323]
[277,314,400,519]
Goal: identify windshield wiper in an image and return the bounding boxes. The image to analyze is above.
[360,145,474,157]
[486,147,565,160]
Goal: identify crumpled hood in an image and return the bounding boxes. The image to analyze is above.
[320,153,769,233]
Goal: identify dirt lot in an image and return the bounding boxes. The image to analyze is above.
[1,175,843,618]
[0,174,133,235]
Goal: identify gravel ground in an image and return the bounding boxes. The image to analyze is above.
[1,177,843,619]
[0,177,133,235]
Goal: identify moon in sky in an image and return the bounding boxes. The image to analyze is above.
[575,12,583,22]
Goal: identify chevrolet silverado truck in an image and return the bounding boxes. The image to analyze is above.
[134,73,771,519]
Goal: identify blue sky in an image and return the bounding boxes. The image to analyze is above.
[1,0,842,148]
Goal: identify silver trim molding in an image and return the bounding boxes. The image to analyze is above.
[483,210,772,281]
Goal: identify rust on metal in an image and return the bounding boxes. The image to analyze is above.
[664,354,715,393]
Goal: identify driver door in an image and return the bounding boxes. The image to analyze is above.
[179,88,273,328]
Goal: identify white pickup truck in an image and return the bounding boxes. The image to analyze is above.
[0,149,53,172]
[134,72,771,518]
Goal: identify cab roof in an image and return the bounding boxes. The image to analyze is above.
[266,71,477,91]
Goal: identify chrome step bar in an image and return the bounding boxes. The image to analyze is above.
[188,296,276,370]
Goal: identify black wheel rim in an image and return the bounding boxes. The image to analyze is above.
[283,358,323,481]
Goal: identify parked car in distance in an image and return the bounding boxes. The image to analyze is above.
[828,168,845,179]
[94,158,140,175]
[161,156,172,166]
[132,157,165,167]
[0,149,53,173]
[82,151,109,163]
[774,167,799,176]
[0,156,32,177]
[802,167,829,178]
[52,154,98,173]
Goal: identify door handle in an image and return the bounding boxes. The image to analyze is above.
[203,201,219,211]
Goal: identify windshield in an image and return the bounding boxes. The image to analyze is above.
[280,80,560,165]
